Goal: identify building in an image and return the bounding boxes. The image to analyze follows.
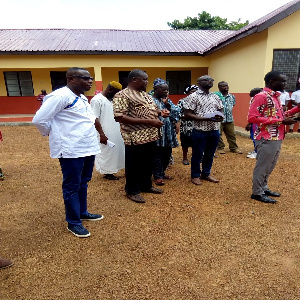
[0,0,300,127]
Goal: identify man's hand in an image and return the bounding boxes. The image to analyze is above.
[211,115,224,122]
[161,109,170,118]
[282,117,297,125]
[147,119,164,128]
[245,123,252,131]
[100,134,108,145]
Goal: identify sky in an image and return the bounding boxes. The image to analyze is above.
[1,0,292,30]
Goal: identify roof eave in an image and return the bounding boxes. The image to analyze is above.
[0,50,203,56]
[202,27,258,56]
[203,1,300,56]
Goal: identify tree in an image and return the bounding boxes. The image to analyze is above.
[167,11,249,30]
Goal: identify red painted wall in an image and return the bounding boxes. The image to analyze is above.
[0,96,95,114]
[169,95,183,105]
[1,93,298,132]
[0,97,40,114]
[232,93,251,128]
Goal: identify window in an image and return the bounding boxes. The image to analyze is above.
[273,49,300,92]
[4,71,34,96]
[119,71,131,89]
[50,71,67,91]
[166,71,191,95]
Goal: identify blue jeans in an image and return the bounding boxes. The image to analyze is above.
[191,129,220,178]
[250,124,256,152]
[59,155,95,225]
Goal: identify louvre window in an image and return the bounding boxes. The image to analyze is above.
[4,71,34,96]
[166,71,191,95]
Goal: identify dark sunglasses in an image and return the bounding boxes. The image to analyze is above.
[72,75,94,81]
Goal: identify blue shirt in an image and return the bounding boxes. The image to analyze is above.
[151,97,180,148]
[214,92,236,123]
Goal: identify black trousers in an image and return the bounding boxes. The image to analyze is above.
[153,146,172,179]
[125,141,156,195]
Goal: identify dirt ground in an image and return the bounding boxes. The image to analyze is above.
[0,126,299,300]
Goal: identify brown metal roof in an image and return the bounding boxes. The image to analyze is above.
[1,0,299,56]
[204,0,300,54]
[0,29,233,55]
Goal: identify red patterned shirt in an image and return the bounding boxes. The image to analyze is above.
[248,87,299,140]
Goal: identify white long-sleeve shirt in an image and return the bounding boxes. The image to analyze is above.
[32,86,100,158]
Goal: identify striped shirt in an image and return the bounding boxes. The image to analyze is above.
[113,87,160,145]
[183,89,223,131]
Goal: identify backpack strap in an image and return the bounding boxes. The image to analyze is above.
[64,97,79,109]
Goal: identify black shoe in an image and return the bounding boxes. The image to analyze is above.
[251,194,277,204]
[126,193,146,203]
[103,174,119,180]
[264,189,281,197]
[143,187,164,194]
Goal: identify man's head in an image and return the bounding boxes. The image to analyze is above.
[128,69,148,91]
[218,81,229,95]
[197,75,214,91]
[184,85,198,95]
[41,89,47,95]
[104,81,122,100]
[264,71,286,92]
[249,88,263,97]
[153,78,169,99]
[66,67,93,95]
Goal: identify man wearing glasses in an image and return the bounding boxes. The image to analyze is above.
[33,67,107,238]
[184,75,224,186]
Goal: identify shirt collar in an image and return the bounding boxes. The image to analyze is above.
[263,87,281,97]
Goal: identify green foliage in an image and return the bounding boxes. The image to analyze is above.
[167,11,249,30]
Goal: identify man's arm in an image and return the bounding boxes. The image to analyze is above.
[32,94,66,136]
[184,109,222,122]
[114,115,164,128]
[95,118,108,144]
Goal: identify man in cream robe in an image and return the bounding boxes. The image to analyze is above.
[90,81,125,180]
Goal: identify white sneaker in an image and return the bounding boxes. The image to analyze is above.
[247,152,257,158]
[247,151,255,155]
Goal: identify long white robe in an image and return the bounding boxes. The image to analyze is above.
[90,93,125,174]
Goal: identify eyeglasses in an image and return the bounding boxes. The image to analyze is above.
[72,75,94,81]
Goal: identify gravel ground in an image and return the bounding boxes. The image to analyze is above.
[0,126,299,300]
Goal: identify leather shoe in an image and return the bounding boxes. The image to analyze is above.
[191,178,202,185]
[251,194,277,204]
[264,189,281,197]
[126,193,146,203]
[0,257,13,269]
[231,149,243,154]
[201,175,219,183]
[155,178,165,186]
[182,159,189,165]
[143,187,164,194]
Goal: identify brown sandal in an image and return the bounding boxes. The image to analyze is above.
[103,174,119,180]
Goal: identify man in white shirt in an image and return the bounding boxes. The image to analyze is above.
[33,67,108,238]
[290,83,300,133]
[90,81,125,180]
[279,90,291,110]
